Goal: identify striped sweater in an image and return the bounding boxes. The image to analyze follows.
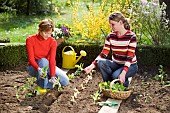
[93,30,137,72]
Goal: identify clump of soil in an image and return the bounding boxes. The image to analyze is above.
[0,64,170,113]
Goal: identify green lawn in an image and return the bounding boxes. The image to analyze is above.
[1,1,161,45]
[0,7,75,43]
[0,1,100,43]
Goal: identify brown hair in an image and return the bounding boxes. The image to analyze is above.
[38,19,54,32]
[109,12,130,30]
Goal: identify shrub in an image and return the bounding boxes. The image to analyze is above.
[131,1,170,46]
[68,0,137,44]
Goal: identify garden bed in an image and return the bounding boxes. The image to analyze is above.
[0,64,170,113]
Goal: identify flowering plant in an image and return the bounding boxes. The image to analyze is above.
[51,24,71,39]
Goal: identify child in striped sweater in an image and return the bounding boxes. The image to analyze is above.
[84,12,138,87]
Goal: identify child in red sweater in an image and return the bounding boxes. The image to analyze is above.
[84,12,138,87]
[26,19,69,90]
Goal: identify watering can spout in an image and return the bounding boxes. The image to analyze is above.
[62,46,87,69]
[74,50,87,64]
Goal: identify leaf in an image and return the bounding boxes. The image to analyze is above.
[68,73,75,80]
[44,66,48,71]
[165,84,170,87]
[91,91,101,103]
[112,82,125,92]
[112,89,117,93]
[42,66,48,78]
[36,90,40,95]
[75,65,80,68]
[154,74,159,80]
[119,84,125,91]
[26,93,33,97]
[16,94,19,99]
[99,82,104,91]
[27,78,31,82]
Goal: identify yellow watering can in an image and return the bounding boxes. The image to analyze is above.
[62,46,87,69]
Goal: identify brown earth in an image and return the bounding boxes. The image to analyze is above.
[0,64,170,113]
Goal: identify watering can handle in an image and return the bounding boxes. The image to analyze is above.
[62,46,75,55]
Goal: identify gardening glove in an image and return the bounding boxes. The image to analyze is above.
[49,77,57,84]
[38,67,44,77]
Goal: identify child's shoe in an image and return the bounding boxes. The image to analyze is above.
[36,86,47,94]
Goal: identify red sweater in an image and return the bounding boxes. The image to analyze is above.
[93,30,137,72]
[26,33,57,77]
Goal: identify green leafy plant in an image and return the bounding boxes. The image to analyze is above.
[74,63,84,76]
[41,66,49,79]
[99,81,110,92]
[99,81,125,92]
[67,73,76,80]
[14,66,49,99]
[68,62,93,80]
[89,69,96,76]
[154,65,168,85]
[14,77,37,100]
[68,63,95,81]
[91,90,101,103]
[112,82,125,92]
[66,63,84,80]
[165,83,170,87]
[52,76,62,91]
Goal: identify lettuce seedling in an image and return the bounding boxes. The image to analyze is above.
[99,81,125,92]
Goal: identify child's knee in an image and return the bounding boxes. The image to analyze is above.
[112,72,120,79]
[97,60,106,68]
[60,77,69,86]
[39,58,49,67]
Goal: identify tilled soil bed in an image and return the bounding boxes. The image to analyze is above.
[0,64,170,113]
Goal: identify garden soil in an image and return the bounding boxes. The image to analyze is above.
[0,64,170,113]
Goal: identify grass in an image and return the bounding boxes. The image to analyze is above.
[0,1,161,45]
[0,1,102,43]
[0,7,74,43]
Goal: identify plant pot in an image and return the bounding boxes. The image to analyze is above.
[56,38,65,46]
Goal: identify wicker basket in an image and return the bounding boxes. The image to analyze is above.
[102,79,132,100]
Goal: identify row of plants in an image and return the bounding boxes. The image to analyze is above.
[134,64,170,103]
[14,66,62,100]
[14,61,128,103]
[14,63,86,100]
[13,58,170,104]
[154,65,170,86]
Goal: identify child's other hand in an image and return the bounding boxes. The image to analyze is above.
[118,70,126,83]
[84,64,95,74]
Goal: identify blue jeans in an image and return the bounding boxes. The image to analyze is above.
[97,59,138,87]
[28,58,69,89]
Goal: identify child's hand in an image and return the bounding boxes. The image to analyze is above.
[84,64,95,74]
[38,67,44,77]
[49,77,57,84]
[118,70,126,83]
